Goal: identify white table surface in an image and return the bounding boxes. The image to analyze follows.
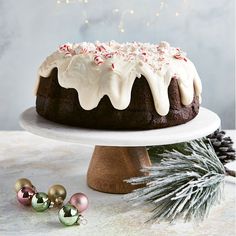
[0,130,235,236]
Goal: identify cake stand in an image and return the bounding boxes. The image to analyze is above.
[20,107,220,194]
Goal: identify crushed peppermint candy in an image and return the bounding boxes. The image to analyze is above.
[173,53,187,62]
[58,41,188,71]
[94,55,104,65]
[59,43,76,56]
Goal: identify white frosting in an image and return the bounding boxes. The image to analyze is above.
[36,41,202,116]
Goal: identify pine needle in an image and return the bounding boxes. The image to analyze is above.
[125,139,225,223]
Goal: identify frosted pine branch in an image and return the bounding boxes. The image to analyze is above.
[125,139,225,223]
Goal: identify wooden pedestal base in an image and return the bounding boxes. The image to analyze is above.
[87,146,151,194]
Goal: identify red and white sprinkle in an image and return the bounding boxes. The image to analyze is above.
[173,53,187,62]
[94,55,104,65]
[59,43,75,56]
[58,41,188,69]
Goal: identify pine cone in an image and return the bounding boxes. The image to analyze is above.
[207,129,236,164]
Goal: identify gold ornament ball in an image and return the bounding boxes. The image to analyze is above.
[48,184,67,204]
[15,178,33,193]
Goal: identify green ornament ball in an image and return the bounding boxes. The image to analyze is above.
[58,204,79,226]
[31,192,51,212]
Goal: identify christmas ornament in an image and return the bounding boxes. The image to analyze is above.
[69,193,89,213]
[48,184,67,206]
[17,186,35,206]
[15,178,67,209]
[58,204,81,226]
[14,179,88,226]
[31,192,51,212]
[207,129,236,164]
[15,178,35,193]
[125,139,225,223]
[58,192,88,226]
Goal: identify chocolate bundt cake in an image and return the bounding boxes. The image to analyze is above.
[35,41,202,130]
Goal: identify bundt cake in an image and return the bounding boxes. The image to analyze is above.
[35,41,202,130]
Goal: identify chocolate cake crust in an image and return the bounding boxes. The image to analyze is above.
[36,68,199,130]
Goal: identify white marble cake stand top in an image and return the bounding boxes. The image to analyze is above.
[20,107,220,146]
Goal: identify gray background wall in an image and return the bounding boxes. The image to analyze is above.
[0,0,235,130]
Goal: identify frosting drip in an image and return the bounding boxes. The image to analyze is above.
[36,41,202,116]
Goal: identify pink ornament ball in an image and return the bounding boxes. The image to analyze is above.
[17,187,35,206]
[69,193,88,213]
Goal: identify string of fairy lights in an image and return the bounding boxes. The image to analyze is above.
[56,0,187,33]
